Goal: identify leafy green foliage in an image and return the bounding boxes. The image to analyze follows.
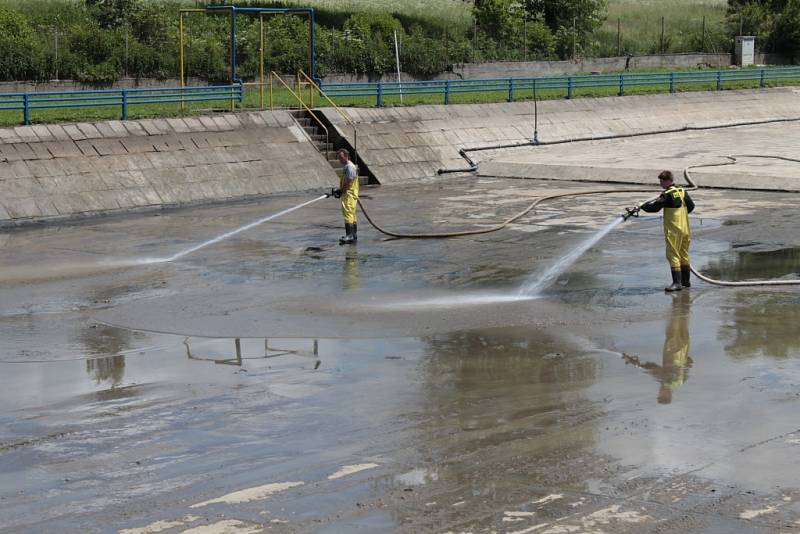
[728,0,800,55]
[0,0,770,86]
[0,7,48,80]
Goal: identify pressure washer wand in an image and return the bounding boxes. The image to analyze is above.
[621,205,641,221]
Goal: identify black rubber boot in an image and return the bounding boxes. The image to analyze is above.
[351,222,357,243]
[665,269,683,292]
[681,265,691,288]
[339,223,352,245]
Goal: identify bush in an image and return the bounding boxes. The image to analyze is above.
[0,7,49,80]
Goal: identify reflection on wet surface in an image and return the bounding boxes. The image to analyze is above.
[719,292,800,359]
[704,246,800,281]
[622,292,692,404]
[1,182,799,532]
[183,337,321,369]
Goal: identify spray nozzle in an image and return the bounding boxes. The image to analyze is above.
[622,205,640,221]
[327,187,342,199]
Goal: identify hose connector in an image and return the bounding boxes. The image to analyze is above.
[622,205,640,221]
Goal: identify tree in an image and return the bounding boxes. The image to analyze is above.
[728,0,800,56]
[0,7,48,80]
[473,0,606,60]
[473,0,521,43]
[86,0,138,29]
[523,0,606,57]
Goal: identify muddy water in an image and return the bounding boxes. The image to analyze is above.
[1,183,799,532]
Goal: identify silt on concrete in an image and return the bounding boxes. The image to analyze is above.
[1,120,800,532]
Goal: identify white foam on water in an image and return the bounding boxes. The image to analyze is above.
[518,216,624,297]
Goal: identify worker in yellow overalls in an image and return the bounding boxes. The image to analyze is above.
[333,148,359,245]
[641,170,695,292]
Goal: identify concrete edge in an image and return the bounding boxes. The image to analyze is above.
[479,162,800,192]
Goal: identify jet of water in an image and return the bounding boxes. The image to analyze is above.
[0,195,331,283]
[517,216,625,297]
[150,194,329,263]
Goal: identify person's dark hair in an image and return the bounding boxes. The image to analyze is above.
[337,148,350,158]
[658,170,674,182]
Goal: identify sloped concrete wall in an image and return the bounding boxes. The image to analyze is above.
[0,111,337,226]
[326,88,800,184]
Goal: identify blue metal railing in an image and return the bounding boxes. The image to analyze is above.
[319,67,800,106]
[0,84,243,124]
[2,67,799,124]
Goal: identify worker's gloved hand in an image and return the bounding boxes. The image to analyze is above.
[330,188,342,199]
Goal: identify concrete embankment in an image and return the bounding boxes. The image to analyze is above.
[0,111,337,226]
[3,88,800,226]
[326,87,800,190]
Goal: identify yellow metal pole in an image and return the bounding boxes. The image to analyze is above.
[179,12,185,113]
[297,73,301,106]
[260,15,265,110]
[269,72,273,111]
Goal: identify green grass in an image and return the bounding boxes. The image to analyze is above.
[270,0,473,31]
[3,67,800,126]
[599,0,729,55]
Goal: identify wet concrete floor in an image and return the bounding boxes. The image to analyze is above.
[1,175,799,533]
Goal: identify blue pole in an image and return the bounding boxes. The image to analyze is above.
[376,81,382,107]
[23,93,29,125]
[669,72,675,93]
[618,74,624,96]
[716,70,721,90]
[760,68,766,88]
[507,77,513,102]
[445,79,450,105]
[121,89,128,120]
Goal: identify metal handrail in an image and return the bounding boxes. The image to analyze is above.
[318,66,800,106]
[298,69,358,168]
[0,84,243,124]
[271,71,330,160]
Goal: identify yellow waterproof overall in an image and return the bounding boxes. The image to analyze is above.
[663,186,691,268]
[340,166,359,225]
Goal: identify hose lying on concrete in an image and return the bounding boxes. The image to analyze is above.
[683,154,800,287]
[436,116,800,175]
[358,144,800,286]
[356,187,658,239]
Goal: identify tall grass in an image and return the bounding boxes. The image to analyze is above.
[597,0,730,56]
[267,0,473,32]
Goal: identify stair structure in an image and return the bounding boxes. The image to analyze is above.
[288,109,375,187]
